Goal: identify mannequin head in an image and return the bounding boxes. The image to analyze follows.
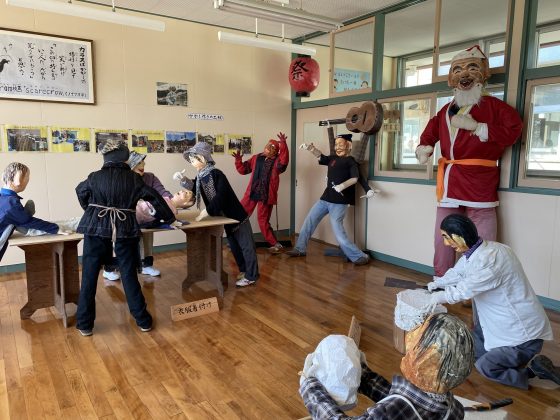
[400,313,474,394]
[2,162,30,193]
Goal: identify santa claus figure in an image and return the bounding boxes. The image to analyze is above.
[416,45,523,277]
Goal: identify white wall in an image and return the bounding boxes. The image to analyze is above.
[367,182,560,301]
[0,3,292,266]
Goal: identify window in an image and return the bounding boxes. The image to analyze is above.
[331,19,374,97]
[535,0,560,68]
[376,95,433,177]
[519,78,560,187]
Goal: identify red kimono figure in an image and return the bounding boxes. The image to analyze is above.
[416,45,522,277]
[233,132,290,254]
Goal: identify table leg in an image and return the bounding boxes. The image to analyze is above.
[183,225,227,297]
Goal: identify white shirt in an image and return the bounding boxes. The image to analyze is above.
[439,241,553,350]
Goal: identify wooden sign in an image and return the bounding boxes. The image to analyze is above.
[347,315,361,347]
[171,297,219,321]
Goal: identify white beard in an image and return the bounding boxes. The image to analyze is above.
[453,83,483,108]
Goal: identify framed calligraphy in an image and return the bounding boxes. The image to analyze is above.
[0,28,95,104]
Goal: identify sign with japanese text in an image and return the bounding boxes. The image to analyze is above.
[0,28,94,104]
[171,297,219,321]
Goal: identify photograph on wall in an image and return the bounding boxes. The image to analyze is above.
[165,131,196,154]
[0,28,94,104]
[94,129,128,153]
[334,68,371,92]
[227,134,252,155]
[156,82,188,107]
[197,132,225,154]
[5,125,47,152]
[51,127,91,152]
[132,130,164,154]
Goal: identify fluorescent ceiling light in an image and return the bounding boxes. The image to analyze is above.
[6,0,166,32]
[218,30,316,55]
[214,0,342,33]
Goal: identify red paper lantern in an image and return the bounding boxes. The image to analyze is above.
[289,55,320,97]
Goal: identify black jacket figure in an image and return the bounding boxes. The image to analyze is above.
[74,140,175,335]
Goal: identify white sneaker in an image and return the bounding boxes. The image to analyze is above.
[103,270,120,281]
[141,266,160,277]
[268,243,284,254]
[236,277,256,287]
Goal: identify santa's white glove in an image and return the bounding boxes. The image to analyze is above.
[173,169,186,182]
[415,145,434,165]
[430,291,448,305]
[427,282,441,292]
[360,189,379,199]
[195,209,208,222]
[451,114,479,131]
[299,142,322,158]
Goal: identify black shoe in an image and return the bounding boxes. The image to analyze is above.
[529,355,560,385]
[286,248,306,257]
[78,329,93,337]
[353,256,370,266]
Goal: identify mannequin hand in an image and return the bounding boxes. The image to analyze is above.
[173,169,186,182]
[427,281,441,292]
[57,229,72,236]
[333,183,344,193]
[195,209,208,222]
[300,142,321,158]
[232,149,243,160]
[451,114,479,131]
[360,189,378,199]
[415,145,434,165]
[277,132,287,143]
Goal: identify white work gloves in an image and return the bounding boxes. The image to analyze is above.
[451,115,489,142]
[173,169,186,182]
[299,142,322,158]
[415,145,434,165]
[360,189,379,199]
[427,275,444,292]
[430,291,448,305]
[195,208,208,222]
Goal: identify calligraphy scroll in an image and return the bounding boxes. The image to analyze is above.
[0,28,94,104]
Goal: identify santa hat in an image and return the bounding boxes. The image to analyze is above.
[451,45,487,62]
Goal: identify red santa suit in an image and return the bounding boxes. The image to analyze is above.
[235,139,289,247]
[420,95,522,276]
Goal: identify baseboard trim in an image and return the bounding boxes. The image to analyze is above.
[369,250,435,276]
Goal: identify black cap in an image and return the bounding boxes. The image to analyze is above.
[337,134,353,142]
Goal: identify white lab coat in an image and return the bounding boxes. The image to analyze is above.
[438,241,553,350]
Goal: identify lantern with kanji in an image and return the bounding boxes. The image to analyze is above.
[289,55,320,97]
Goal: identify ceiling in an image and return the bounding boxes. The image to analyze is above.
[79,0,403,42]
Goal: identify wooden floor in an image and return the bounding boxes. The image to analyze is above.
[0,241,559,419]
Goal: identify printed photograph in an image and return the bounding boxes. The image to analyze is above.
[51,127,91,153]
[227,134,252,155]
[132,130,165,154]
[94,130,128,153]
[6,126,47,152]
[166,131,196,154]
[197,132,225,154]
[157,82,188,107]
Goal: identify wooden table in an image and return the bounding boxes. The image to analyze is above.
[9,233,82,328]
[144,212,237,298]
[9,211,237,327]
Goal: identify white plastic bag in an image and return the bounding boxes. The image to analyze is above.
[394,289,447,332]
[300,335,361,410]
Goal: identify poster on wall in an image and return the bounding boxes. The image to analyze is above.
[156,82,188,107]
[132,130,164,154]
[227,134,252,155]
[165,131,196,153]
[94,129,128,153]
[0,28,94,104]
[51,127,91,152]
[197,132,225,154]
[334,68,371,92]
[5,125,47,152]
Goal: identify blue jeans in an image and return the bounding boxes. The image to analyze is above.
[295,200,366,263]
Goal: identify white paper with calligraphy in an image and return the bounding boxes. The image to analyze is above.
[171,297,219,321]
[0,29,94,104]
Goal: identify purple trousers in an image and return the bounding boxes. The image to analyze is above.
[434,206,497,276]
